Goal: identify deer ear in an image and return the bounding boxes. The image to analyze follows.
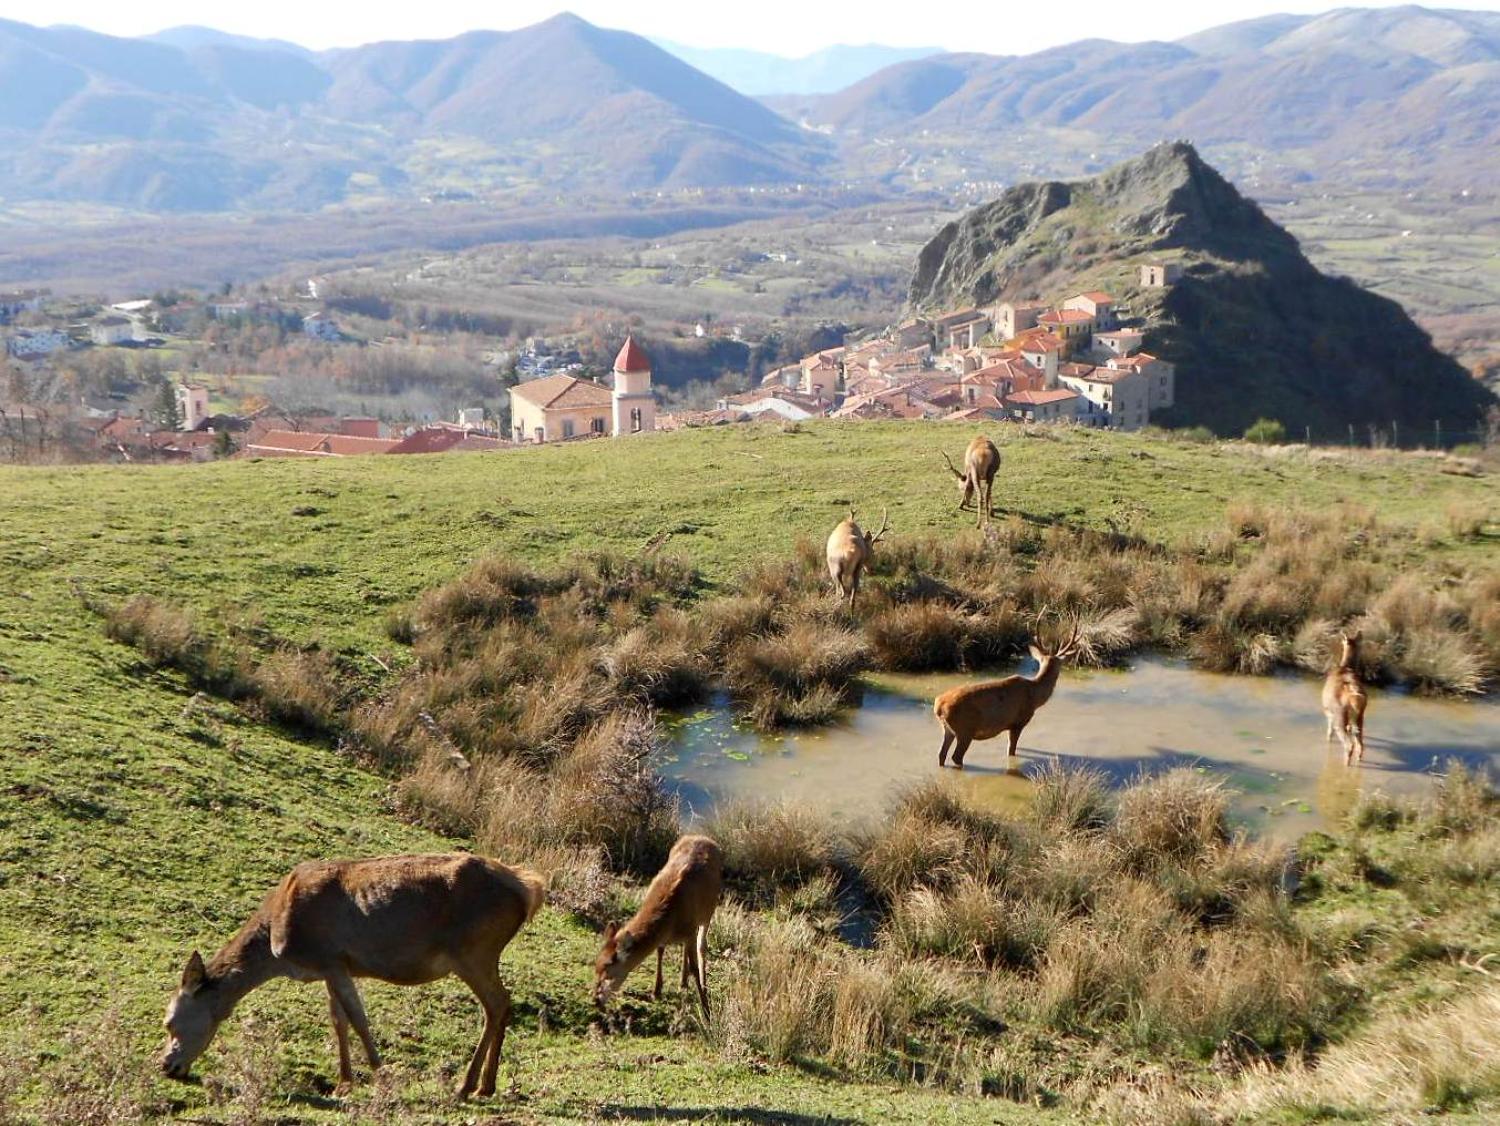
[1028,645,1044,662]
[182,950,206,993]
[602,921,618,944]
[1348,630,1362,644]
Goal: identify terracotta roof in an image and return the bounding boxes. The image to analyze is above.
[1007,389,1079,405]
[1073,291,1115,304]
[245,429,400,456]
[1038,309,1093,325]
[1108,352,1161,369]
[936,309,987,327]
[510,373,613,409]
[1015,331,1064,352]
[613,335,651,373]
[386,428,470,455]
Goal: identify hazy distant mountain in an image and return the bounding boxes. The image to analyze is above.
[0,13,828,210]
[653,40,942,95]
[794,6,1500,185]
[143,25,314,57]
[323,14,824,186]
[909,142,1497,434]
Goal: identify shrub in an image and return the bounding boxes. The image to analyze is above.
[1030,762,1112,834]
[1113,770,1229,871]
[708,799,838,905]
[1243,417,1287,444]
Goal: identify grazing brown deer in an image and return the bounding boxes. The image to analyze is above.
[826,507,890,609]
[594,835,723,1019]
[1322,630,1368,764]
[942,436,1002,528]
[934,618,1082,769]
[159,853,545,1099]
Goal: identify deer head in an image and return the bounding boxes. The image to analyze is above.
[1338,629,1362,669]
[160,951,222,1080]
[862,507,891,550]
[593,920,636,1008]
[1027,613,1084,671]
[942,450,975,507]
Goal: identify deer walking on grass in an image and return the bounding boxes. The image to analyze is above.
[826,507,890,609]
[160,853,545,1099]
[934,618,1082,769]
[594,835,722,1019]
[942,436,1001,529]
[1322,630,1368,764]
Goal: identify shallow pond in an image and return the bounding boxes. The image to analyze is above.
[660,657,1500,839]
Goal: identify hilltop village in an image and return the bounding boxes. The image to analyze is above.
[664,264,1179,433]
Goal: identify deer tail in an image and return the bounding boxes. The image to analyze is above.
[508,865,548,923]
[267,871,299,959]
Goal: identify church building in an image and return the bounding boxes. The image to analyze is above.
[509,335,657,443]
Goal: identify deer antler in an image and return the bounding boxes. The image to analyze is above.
[869,507,891,544]
[941,450,964,480]
[1054,613,1085,660]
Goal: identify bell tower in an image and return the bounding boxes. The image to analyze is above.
[611,334,655,437]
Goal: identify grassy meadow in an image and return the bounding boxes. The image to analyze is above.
[1,421,1498,1124]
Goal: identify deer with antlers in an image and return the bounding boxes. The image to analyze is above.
[1322,630,1368,764]
[159,853,545,1099]
[826,507,890,609]
[934,616,1082,768]
[942,436,1001,528]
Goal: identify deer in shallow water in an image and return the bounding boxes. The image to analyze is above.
[159,853,545,1098]
[826,507,890,609]
[942,436,1001,528]
[594,835,722,1019]
[934,617,1082,769]
[1322,630,1368,764]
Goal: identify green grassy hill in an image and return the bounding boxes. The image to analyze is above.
[1,422,1497,1123]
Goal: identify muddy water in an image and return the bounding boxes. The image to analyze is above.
[660,657,1500,839]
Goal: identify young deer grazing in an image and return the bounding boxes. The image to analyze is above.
[942,435,1001,529]
[934,619,1082,768]
[594,835,723,1019]
[1322,630,1368,764]
[160,853,545,1099]
[826,507,890,609]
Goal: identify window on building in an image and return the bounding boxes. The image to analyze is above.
[631,407,642,433]
[561,419,575,438]
[591,417,605,434]
[533,427,544,442]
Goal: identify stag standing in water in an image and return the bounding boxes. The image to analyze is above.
[826,507,890,609]
[160,853,545,1098]
[595,835,722,1019]
[942,435,1001,528]
[934,618,1081,768]
[1322,630,1368,764]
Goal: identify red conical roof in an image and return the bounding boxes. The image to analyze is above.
[613,334,651,373]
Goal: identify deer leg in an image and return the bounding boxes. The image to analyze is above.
[1325,711,1336,743]
[1007,728,1021,758]
[326,971,380,1076]
[938,729,954,768]
[952,735,973,770]
[456,964,511,1099]
[326,984,354,1090]
[694,925,711,1020]
[680,942,691,990]
[1352,705,1365,762]
[653,945,664,1000]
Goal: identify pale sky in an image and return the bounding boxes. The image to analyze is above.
[4,0,1497,55]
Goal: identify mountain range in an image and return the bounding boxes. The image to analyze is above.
[908,142,1497,435]
[0,7,1495,212]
